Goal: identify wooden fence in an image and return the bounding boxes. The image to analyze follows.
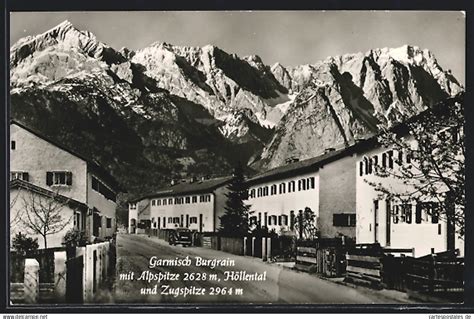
[345,243,414,289]
[345,244,464,300]
[295,237,353,277]
[10,240,116,304]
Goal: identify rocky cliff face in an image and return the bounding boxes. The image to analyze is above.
[10,21,463,196]
[257,44,463,169]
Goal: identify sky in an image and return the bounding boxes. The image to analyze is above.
[10,11,466,83]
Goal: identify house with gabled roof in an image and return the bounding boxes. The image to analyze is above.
[128,176,232,234]
[10,120,124,247]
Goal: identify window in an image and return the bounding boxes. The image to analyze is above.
[333,214,356,227]
[288,181,295,192]
[382,153,387,168]
[129,203,136,209]
[401,204,412,224]
[278,215,283,226]
[192,196,197,203]
[406,151,412,164]
[157,199,161,206]
[262,187,268,196]
[47,171,72,186]
[174,198,179,204]
[106,218,112,228]
[11,140,16,150]
[308,177,315,189]
[281,215,289,226]
[185,197,191,204]
[279,183,286,194]
[392,205,399,224]
[168,198,172,205]
[173,217,180,224]
[168,217,173,223]
[10,171,29,181]
[368,158,373,174]
[373,156,378,170]
[415,203,422,224]
[426,202,440,224]
[364,157,369,175]
[398,150,403,164]
[270,185,277,195]
[387,151,394,169]
[190,217,198,224]
[359,162,364,176]
[268,215,277,226]
[151,200,156,206]
[298,179,306,191]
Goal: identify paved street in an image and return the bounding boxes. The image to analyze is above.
[112,234,405,304]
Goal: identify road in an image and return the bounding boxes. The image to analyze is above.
[111,234,405,304]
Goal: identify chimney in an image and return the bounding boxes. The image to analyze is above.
[285,157,299,164]
[324,147,335,154]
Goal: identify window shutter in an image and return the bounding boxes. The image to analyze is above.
[66,172,73,185]
[23,172,29,182]
[46,172,53,186]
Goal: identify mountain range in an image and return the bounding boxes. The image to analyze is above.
[9,20,463,199]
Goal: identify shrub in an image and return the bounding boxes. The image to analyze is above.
[63,229,88,247]
[12,232,39,254]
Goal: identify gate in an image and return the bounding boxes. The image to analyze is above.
[66,255,84,303]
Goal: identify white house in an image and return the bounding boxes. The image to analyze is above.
[355,136,464,257]
[128,176,232,234]
[246,147,361,239]
[10,179,88,249]
[10,120,123,247]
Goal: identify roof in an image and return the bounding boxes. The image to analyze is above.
[10,179,88,211]
[10,119,125,193]
[131,176,233,202]
[246,143,371,185]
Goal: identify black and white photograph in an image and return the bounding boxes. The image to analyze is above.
[6,10,467,307]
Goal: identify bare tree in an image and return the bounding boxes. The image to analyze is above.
[367,95,464,237]
[294,207,319,240]
[19,190,73,249]
[10,189,23,228]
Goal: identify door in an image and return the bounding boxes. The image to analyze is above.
[385,200,391,246]
[199,214,203,233]
[66,255,83,303]
[374,200,379,243]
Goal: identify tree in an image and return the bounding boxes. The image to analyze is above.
[219,163,253,237]
[10,189,23,228]
[368,94,464,237]
[12,232,39,254]
[293,207,319,240]
[19,190,73,249]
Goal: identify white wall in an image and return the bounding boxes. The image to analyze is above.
[86,172,117,238]
[245,172,319,234]
[10,188,77,249]
[149,193,215,232]
[355,143,459,257]
[10,124,88,203]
